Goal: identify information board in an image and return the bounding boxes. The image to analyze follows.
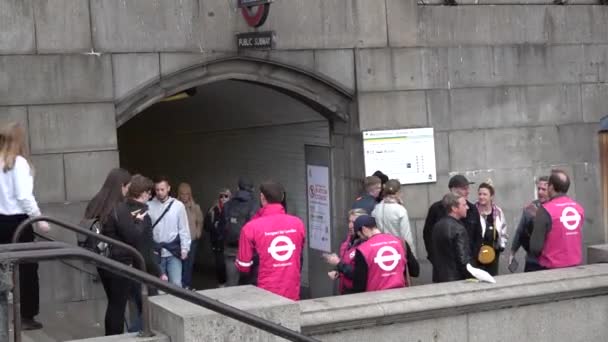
[306,165,331,253]
[363,128,437,185]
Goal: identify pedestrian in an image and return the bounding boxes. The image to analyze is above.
[322,208,367,294]
[423,174,482,266]
[84,167,134,335]
[530,170,584,269]
[509,176,549,272]
[475,181,507,276]
[431,193,472,283]
[148,176,191,287]
[0,122,50,330]
[372,170,389,202]
[235,181,305,300]
[351,176,382,214]
[177,183,203,290]
[124,174,163,333]
[372,179,416,256]
[203,188,231,287]
[351,215,419,293]
[220,177,258,287]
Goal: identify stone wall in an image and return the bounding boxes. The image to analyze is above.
[0,0,605,306]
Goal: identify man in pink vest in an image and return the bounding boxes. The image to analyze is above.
[235,181,306,301]
[351,215,419,293]
[530,170,585,269]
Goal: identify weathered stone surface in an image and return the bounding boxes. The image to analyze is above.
[150,286,300,342]
[33,0,92,53]
[573,162,602,245]
[386,0,418,47]
[0,0,35,54]
[434,131,450,174]
[486,126,562,169]
[31,154,65,203]
[582,83,608,123]
[430,85,582,131]
[448,130,487,171]
[357,48,449,92]
[68,333,170,342]
[267,0,388,49]
[91,0,199,52]
[558,123,600,163]
[401,183,430,220]
[160,52,231,77]
[240,50,316,71]
[358,91,427,130]
[314,49,355,90]
[418,6,546,47]
[64,151,119,202]
[468,297,607,342]
[112,53,160,99]
[28,103,117,154]
[0,55,113,105]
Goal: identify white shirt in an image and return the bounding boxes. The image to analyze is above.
[148,196,191,257]
[0,155,41,217]
[372,200,416,257]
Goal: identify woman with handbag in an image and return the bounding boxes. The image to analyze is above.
[476,181,508,276]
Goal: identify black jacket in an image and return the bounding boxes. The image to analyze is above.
[423,199,482,264]
[204,203,223,244]
[431,216,471,283]
[103,199,161,277]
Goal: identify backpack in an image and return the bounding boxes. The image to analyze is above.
[77,213,114,257]
[224,200,255,247]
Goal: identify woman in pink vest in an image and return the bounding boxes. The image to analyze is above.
[323,208,367,294]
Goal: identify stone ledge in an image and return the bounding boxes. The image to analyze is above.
[300,263,608,335]
[66,332,169,342]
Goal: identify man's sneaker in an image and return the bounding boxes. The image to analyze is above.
[21,317,43,330]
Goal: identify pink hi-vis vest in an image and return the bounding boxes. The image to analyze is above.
[338,236,357,294]
[357,234,407,292]
[539,196,584,269]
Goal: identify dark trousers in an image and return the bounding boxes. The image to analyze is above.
[0,214,39,319]
[98,268,132,336]
[211,241,227,285]
[182,239,199,288]
[524,260,546,272]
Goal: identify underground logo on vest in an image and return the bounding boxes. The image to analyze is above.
[560,206,582,234]
[374,246,401,272]
[267,235,296,267]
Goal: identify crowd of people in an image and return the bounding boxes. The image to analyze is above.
[0,120,586,336]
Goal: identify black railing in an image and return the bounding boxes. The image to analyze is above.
[33,232,99,280]
[11,216,152,342]
[0,242,320,342]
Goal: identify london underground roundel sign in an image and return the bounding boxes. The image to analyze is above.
[238,0,271,28]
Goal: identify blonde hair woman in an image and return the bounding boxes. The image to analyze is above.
[177,182,203,290]
[0,122,49,330]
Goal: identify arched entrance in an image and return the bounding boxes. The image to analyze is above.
[115,56,359,298]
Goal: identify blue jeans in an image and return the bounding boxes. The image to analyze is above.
[160,255,182,287]
[182,239,199,289]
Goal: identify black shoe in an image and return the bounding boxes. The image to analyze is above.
[21,318,43,330]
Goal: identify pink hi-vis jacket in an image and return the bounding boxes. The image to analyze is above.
[539,196,584,269]
[357,233,407,292]
[338,235,357,294]
[235,204,306,301]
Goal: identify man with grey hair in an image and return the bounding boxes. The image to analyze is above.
[509,176,549,272]
[431,193,472,283]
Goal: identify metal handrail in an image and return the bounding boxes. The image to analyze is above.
[11,216,152,342]
[33,232,99,279]
[0,243,320,342]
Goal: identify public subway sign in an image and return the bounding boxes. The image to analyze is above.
[237,31,275,50]
[238,0,271,28]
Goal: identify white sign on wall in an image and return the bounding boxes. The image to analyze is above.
[363,128,437,185]
[306,165,331,253]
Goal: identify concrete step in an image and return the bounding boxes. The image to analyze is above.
[66,332,170,342]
